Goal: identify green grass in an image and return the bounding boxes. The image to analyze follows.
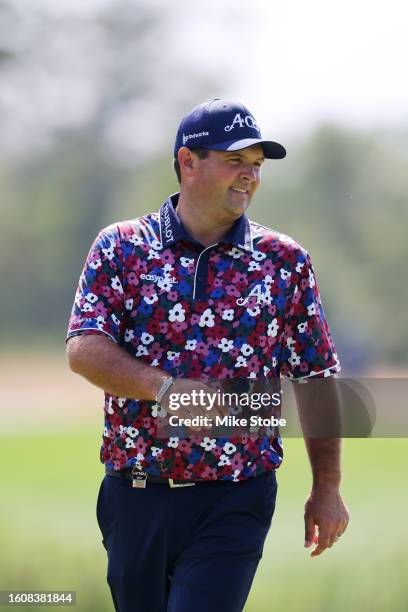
[1,433,408,611]
[247,439,408,611]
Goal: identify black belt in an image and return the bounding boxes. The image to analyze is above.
[105,467,217,488]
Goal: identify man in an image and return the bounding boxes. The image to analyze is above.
[67,99,349,612]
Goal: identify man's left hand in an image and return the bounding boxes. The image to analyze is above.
[304,486,349,557]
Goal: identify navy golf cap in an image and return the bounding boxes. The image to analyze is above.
[174,99,286,160]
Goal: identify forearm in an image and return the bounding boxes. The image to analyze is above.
[293,377,343,489]
[303,437,342,488]
[66,334,170,400]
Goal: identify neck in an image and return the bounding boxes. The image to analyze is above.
[176,193,238,248]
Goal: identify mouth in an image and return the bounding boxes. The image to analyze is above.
[230,187,248,194]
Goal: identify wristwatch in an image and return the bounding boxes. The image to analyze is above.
[155,376,175,405]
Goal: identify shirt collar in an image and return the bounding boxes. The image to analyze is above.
[159,193,253,252]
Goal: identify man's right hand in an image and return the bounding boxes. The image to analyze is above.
[67,336,228,433]
[160,378,227,432]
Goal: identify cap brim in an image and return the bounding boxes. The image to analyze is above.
[206,138,286,159]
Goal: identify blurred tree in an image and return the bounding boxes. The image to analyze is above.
[253,125,408,369]
[0,0,222,342]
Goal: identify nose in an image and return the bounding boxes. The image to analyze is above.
[240,164,258,184]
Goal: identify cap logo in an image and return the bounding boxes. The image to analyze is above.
[225,113,260,133]
[182,131,209,145]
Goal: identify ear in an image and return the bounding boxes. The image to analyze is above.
[177,147,196,180]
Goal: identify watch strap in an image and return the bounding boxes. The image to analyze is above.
[155,376,175,404]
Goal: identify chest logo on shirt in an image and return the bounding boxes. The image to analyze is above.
[140,265,178,290]
[236,279,272,306]
[141,272,178,284]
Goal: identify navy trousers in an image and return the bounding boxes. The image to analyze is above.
[97,471,278,612]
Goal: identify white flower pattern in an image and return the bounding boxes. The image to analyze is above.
[67,205,340,482]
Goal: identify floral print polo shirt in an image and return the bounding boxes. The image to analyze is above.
[67,192,340,481]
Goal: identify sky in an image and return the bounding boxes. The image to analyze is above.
[2,0,407,153]
[171,0,408,140]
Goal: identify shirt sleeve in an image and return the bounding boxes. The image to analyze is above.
[280,251,341,379]
[66,228,124,343]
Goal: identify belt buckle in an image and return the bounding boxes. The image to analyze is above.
[168,478,195,488]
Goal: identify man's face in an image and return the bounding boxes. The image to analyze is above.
[188,144,264,221]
